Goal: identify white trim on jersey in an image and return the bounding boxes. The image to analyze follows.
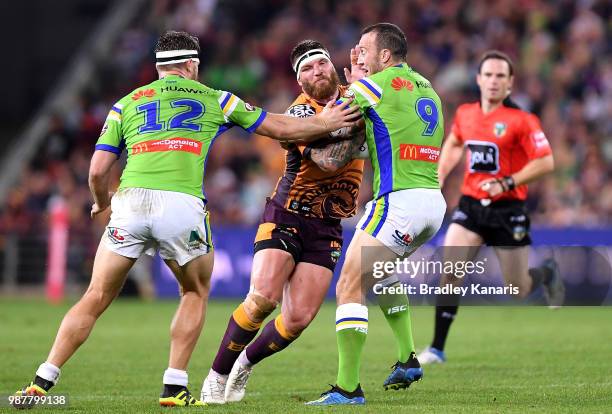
[218,91,240,117]
[350,77,382,106]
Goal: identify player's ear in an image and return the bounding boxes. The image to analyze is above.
[380,48,391,64]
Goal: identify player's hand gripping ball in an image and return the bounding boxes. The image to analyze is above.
[328,90,358,138]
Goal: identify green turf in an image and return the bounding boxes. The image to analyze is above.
[1,299,611,413]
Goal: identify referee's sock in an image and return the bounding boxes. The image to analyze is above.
[431,294,460,351]
[528,266,553,292]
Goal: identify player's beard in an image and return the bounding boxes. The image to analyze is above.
[303,71,341,102]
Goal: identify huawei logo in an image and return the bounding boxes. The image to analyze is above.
[391,77,413,92]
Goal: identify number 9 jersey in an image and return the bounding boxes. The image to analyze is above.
[346,63,444,199]
[95,75,267,200]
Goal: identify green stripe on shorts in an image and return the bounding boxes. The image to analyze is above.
[364,197,386,235]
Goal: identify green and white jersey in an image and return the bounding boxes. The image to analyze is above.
[347,63,443,199]
[96,75,267,199]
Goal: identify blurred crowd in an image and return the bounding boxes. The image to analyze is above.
[1,0,611,258]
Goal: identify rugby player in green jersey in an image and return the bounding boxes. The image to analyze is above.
[307,23,447,406]
[13,30,359,409]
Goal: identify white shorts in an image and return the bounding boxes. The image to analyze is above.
[356,188,446,256]
[104,188,212,266]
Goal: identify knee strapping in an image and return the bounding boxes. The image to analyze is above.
[243,292,277,323]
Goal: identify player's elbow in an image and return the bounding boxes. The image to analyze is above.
[88,163,109,182]
[89,150,117,181]
[88,166,110,193]
[87,171,105,193]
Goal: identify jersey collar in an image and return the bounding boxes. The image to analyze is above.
[160,73,185,79]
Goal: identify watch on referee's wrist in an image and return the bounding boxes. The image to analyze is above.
[500,175,516,191]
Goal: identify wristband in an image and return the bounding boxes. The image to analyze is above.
[497,176,516,192]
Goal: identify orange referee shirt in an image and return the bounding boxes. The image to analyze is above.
[451,99,552,201]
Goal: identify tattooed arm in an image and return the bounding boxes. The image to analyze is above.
[307,131,366,172]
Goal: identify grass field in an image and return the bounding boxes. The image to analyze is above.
[1,299,611,413]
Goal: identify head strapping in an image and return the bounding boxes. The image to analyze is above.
[156,49,200,66]
[293,48,331,79]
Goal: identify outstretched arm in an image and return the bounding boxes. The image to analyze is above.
[255,99,360,143]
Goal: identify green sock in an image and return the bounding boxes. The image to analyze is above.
[378,288,414,363]
[335,303,368,392]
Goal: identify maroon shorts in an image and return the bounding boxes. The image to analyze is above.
[253,199,343,271]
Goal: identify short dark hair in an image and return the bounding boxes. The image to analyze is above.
[290,40,328,68]
[361,23,407,60]
[155,30,200,54]
[477,50,514,76]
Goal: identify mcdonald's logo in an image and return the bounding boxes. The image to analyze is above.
[399,144,440,162]
[401,144,418,159]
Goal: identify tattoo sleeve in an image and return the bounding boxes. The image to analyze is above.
[308,131,366,171]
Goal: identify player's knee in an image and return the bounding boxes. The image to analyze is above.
[179,275,210,297]
[179,283,206,298]
[83,287,115,315]
[243,292,277,323]
[336,272,349,293]
[336,272,360,298]
[282,309,317,334]
[175,254,213,296]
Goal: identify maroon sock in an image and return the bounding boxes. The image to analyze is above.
[211,304,262,375]
[245,315,299,365]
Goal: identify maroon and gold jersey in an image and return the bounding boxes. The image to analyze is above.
[270,87,364,219]
[452,99,552,201]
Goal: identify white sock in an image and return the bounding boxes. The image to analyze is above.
[237,350,253,368]
[335,303,369,333]
[163,368,188,387]
[36,362,61,385]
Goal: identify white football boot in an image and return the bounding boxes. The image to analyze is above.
[224,351,253,402]
[200,369,227,404]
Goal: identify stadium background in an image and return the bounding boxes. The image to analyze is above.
[0,0,610,297]
[0,1,611,412]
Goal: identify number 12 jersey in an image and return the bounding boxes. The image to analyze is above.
[96,75,267,199]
